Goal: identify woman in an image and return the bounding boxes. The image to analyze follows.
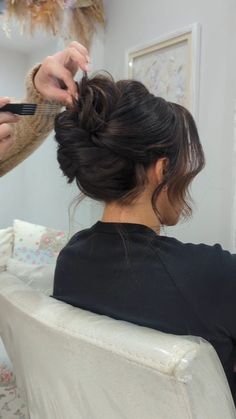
[0,41,89,176]
[53,74,236,402]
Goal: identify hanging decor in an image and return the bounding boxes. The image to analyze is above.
[3,0,105,49]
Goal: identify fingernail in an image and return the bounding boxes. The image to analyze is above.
[86,55,91,63]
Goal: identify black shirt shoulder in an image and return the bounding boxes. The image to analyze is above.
[154,236,236,336]
[55,223,236,338]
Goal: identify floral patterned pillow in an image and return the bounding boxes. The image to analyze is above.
[0,360,14,387]
[0,228,14,272]
[0,341,28,419]
[13,220,68,265]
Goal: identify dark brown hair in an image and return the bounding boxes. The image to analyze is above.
[55,73,205,219]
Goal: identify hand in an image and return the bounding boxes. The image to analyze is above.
[0,98,20,160]
[34,41,90,105]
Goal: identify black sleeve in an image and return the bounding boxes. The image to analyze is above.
[211,245,236,340]
[160,240,236,340]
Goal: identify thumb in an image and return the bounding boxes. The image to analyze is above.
[43,86,73,105]
[0,97,10,108]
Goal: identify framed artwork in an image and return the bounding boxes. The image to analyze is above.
[126,24,201,117]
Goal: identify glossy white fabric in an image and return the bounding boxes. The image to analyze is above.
[0,272,235,419]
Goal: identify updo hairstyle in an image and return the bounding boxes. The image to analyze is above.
[54,73,205,218]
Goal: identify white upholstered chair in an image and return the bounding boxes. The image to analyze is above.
[0,271,235,419]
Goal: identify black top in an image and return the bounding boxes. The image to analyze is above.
[53,221,236,403]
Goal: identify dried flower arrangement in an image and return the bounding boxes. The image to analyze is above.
[3,0,105,49]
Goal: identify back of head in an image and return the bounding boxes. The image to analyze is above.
[55,73,205,218]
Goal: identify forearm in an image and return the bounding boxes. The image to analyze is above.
[0,65,62,177]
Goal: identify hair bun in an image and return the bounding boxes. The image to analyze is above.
[76,73,119,134]
[54,72,204,214]
[55,74,119,184]
[54,109,90,183]
[54,74,150,197]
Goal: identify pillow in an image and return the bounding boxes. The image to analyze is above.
[0,336,15,398]
[0,227,14,272]
[0,337,14,385]
[0,337,28,418]
[13,219,68,265]
[7,258,55,296]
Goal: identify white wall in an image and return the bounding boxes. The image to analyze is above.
[0,29,105,233]
[0,47,29,226]
[103,0,236,250]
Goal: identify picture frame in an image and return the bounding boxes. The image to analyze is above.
[126,23,201,118]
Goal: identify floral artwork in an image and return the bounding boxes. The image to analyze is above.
[131,41,188,107]
[128,29,197,112]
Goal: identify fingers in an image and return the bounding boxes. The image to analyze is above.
[69,41,90,63]
[0,112,20,124]
[39,58,77,103]
[0,98,19,157]
[0,136,14,158]
[52,63,77,97]
[0,97,10,108]
[0,123,14,158]
[67,45,90,72]
[34,42,90,104]
[53,42,90,75]
[69,41,89,56]
[42,84,73,104]
[0,97,21,123]
[0,123,13,142]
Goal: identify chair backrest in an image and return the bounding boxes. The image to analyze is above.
[0,272,235,419]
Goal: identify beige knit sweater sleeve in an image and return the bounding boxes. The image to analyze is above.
[0,65,62,177]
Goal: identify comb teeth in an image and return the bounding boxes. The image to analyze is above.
[0,103,62,116]
[0,103,37,115]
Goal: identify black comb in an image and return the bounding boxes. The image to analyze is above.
[0,103,61,116]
